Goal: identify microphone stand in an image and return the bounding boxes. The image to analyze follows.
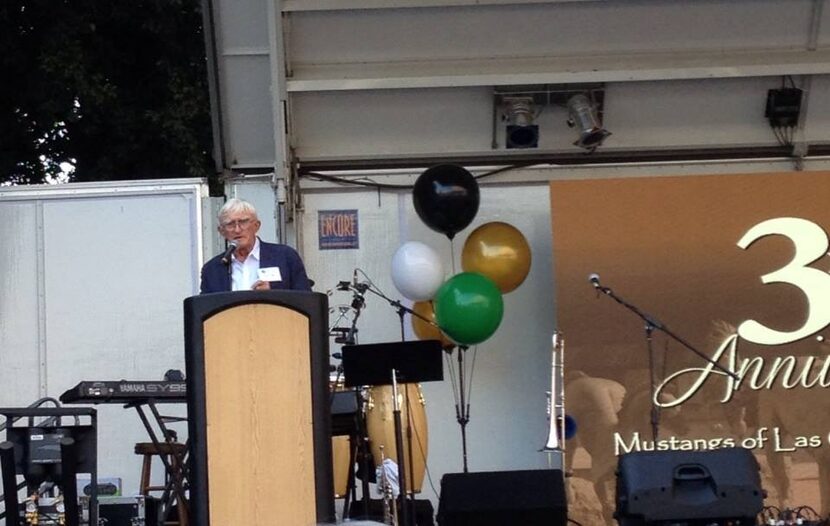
[347,288,366,346]
[338,285,373,520]
[594,281,739,442]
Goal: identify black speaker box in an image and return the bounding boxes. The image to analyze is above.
[437,469,567,526]
[615,447,765,525]
[98,496,160,525]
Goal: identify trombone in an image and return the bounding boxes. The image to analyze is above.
[543,332,566,467]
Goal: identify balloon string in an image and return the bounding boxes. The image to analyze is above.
[450,237,457,274]
[445,350,460,408]
[465,346,478,409]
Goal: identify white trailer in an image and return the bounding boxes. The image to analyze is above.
[0,178,212,497]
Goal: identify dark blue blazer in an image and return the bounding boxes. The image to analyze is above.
[200,240,312,294]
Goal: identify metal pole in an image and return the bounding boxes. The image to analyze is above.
[391,370,411,526]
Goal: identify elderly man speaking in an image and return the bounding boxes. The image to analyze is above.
[200,198,312,293]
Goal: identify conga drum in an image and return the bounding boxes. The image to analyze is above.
[365,383,428,494]
[329,374,354,499]
[331,435,351,498]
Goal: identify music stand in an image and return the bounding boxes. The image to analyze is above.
[341,341,443,526]
[342,341,443,388]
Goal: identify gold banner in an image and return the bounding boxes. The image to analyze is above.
[550,171,830,523]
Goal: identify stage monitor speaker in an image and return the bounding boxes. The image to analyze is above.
[437,469,566,526]
[615,447,765,525]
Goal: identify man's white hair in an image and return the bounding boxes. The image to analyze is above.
[218,197,258,222]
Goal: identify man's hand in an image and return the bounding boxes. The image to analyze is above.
[251,280,270,291]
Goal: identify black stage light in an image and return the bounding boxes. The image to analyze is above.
[504,96,539,149]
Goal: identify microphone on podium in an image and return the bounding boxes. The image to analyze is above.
[221,240,239,265]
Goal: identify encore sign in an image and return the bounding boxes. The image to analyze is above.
[318,209,359,250]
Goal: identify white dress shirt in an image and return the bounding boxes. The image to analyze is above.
[231,237,261,291]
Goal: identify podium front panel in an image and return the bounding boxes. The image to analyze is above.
[185,291,334,525]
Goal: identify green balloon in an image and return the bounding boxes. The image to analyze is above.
[434,272,504,345]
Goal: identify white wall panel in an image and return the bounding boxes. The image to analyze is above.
[42,195,197,382]
[0,202,43,405]
[301,181,556,509]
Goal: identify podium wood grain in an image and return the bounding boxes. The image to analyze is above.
[203,303,315,525]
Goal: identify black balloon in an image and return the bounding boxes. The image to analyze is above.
[413,164,480,239]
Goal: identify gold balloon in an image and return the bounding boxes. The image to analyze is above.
[411,301,454,349]
[461,221,531,293]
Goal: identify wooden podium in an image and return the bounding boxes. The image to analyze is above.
[184,290,335,525]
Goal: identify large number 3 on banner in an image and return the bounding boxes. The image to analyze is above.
[737,217,830,345]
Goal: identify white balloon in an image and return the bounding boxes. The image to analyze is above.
[391,241,445,301]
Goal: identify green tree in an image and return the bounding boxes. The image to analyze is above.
[0,0,216,187]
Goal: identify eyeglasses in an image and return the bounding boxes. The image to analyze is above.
[220,217,254,230]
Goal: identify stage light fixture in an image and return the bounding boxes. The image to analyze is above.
[567,93,611,150]
[503,96,539,149]
[493,84,608,150]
